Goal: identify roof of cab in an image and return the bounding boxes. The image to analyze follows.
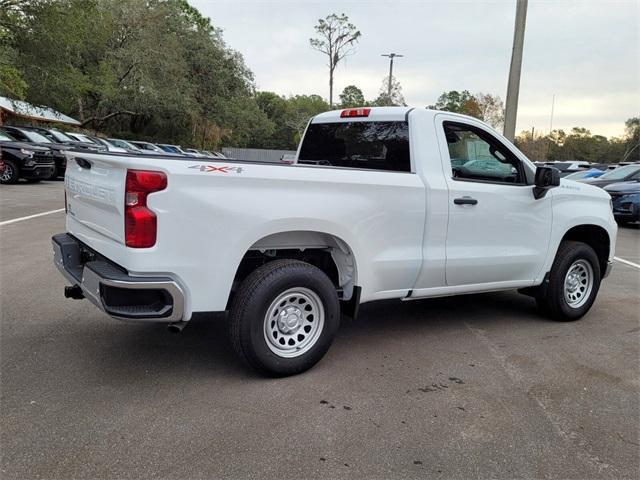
[312,106,414,123]
[311,106,486,125]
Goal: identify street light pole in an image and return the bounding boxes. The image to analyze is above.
[381,53,403,98]
[503,0,528,142]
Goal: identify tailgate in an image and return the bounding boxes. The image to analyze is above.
[65,154,127,244]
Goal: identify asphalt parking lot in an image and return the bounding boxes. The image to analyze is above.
[1,181,639,480]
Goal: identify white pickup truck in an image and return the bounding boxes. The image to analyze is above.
[53,107,617,376]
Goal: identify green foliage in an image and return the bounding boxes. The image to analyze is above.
[339,85,365,108]
[253,92,329,149]
[371,76,405,107]
[515,122,638,163]
[430,90,481,118]
[429,90,505,129]
[5,0,269,148]
[0,0,28,98]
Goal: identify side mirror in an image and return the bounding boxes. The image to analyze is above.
[533,166,560,199]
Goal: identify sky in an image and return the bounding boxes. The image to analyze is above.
[190,0,639,138]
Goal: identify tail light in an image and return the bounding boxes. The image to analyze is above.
[125,169,167,248]
[340,108,370,118]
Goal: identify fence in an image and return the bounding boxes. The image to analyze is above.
[221,147,296,163]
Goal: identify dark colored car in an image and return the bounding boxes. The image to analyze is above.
[1,126,104,178]
[578,164,640,188]
[605,181,640,224]
[0,130,56,184]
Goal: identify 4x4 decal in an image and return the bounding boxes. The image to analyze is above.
[189,165,244,174]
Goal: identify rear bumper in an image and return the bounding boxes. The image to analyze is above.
[52,233,184,322]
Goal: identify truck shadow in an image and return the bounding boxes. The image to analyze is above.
[80,290,541,381]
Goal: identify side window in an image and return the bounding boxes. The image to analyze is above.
[443,121,525,184]
[298,121,411,172]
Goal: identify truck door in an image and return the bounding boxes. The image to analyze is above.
[435,114,552,287]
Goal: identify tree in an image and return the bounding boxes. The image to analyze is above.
[430,90,482,119]
[309,13,361,108]
[285,94,330,145]
[10,0,270,149]
[0,0,28,98]
[371,76,405,106]
[622,117,640,161]
[339,85,365,108]
[254,92,329,149]
[474,93,505,129]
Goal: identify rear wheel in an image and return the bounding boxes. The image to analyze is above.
[0,160,19,184]
[536,241,601,321]
[228,259,340,376]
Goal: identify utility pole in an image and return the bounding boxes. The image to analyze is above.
[381,53,403,99]
[503,0,528,141]
[549,93,555,134]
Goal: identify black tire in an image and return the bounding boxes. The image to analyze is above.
[0,160,19,184]
[47,165,59,180]
[229,259,340,377]
[536,241,601,321]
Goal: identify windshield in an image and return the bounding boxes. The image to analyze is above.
[298,121,410,172]
[20,129,52,143]
[598,165,640,180]
[112,139,139,150]
[47,129,75,142]
[72,133,93,143]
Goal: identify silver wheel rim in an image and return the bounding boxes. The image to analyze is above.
[263,287,325,358]
[563,259,594,308]
[0,164,13,182]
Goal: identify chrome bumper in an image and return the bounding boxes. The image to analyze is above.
[52,233,185,322]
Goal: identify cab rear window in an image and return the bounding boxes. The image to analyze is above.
[298,121,411,172]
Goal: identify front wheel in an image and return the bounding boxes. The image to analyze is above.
[536,241,601,321]
[47,165,59,180]
[0,160,19,184]
[228,259,340,376]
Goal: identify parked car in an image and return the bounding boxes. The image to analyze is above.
[0,130,55,183]
[88,137,129,153]
[107,138,154,154]
[128,139,182,157]
[578,164,640,188]
[0,126,71,179]
[52,107,617,376]
[183,148,208,157]
[157,143,196,156]
[539,161,593,177]
[564,168,605,181]
[23,127,104,152]
[605,181,640,224]
[64,133,128,153]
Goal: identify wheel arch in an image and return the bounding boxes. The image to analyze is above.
[229,230,359,305]
[559,224,611,278]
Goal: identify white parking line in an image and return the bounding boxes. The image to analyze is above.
[0,208,65,226]
[614,256,640,269]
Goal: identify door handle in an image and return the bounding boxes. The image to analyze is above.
[454,196,478,205]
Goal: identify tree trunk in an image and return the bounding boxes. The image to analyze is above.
[329,67,334,108]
